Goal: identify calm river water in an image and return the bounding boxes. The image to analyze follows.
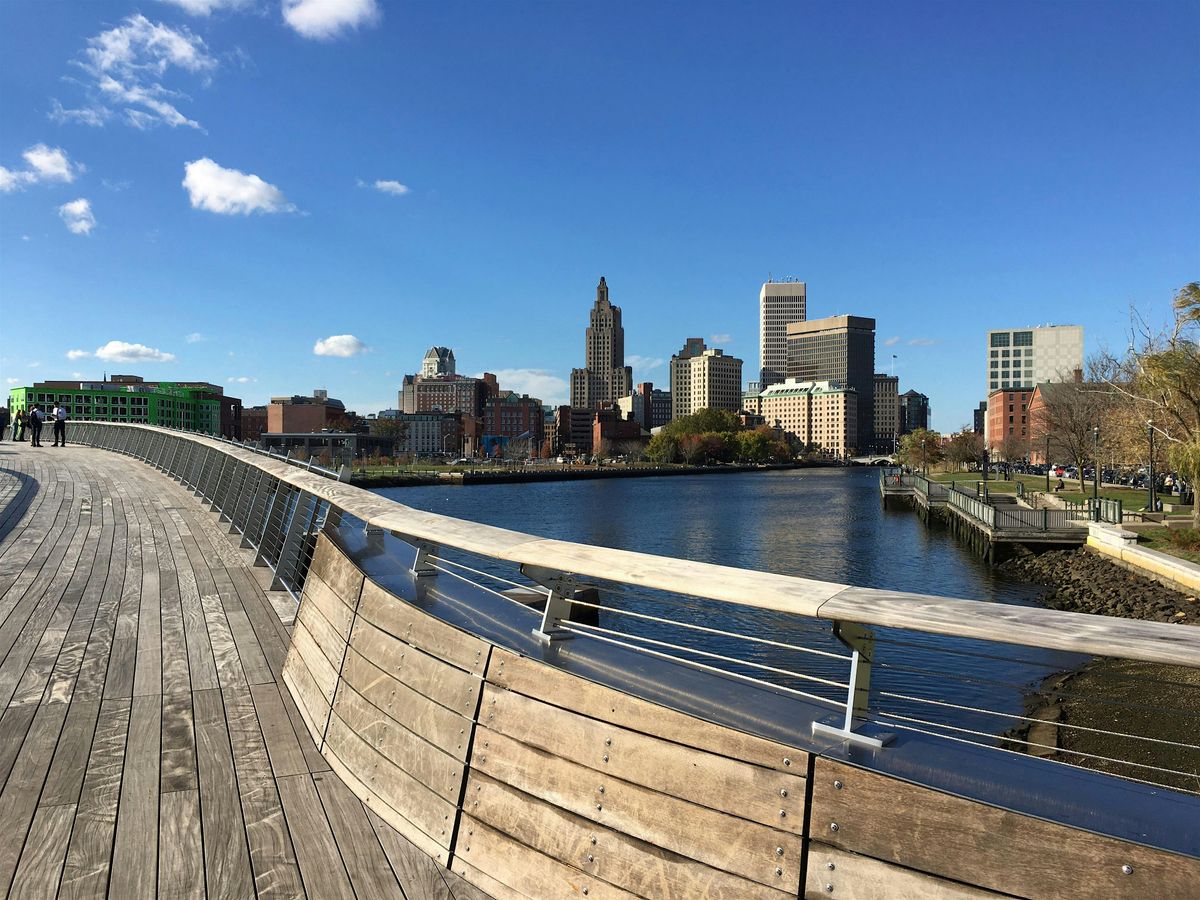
[375,467,1083,740]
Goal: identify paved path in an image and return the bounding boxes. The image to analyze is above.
[0,443,485,899]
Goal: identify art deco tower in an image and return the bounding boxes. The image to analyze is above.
[570,277,633,409]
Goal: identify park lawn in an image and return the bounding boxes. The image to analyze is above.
[1137,528,1200,565]
[926,471,1150,507]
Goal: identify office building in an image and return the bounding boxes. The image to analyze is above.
[616,382,672,431]
[669,339,743,420]
[786,315,875,453]
[268,390,350,433]
[759,280,806,387]
[482,390,544,453]
[985,388,1031,455]
[756,379,857,458]
[570,277,633,409]
[550,405,595,456]
[873,373,899,452]
[421,346,456,378]
[8,375,242,437]
[974,401,987,435]
[986,325,1083,393]
[899,390,930,434]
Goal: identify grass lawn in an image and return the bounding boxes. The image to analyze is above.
[924,470,1152,507]
[1137,528,1200,566]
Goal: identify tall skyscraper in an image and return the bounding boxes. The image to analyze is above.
[899,390,931,434]
[570,277,633,409]
[786,315,875,454]
[759,280,806,388]
[670,338,743,420]
[873,373,899,451]
[985,325,1083,394]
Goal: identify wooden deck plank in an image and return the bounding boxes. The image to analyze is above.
[109,692,161,899]
[313,771,406,900]
[276,773,357,900]
[0,702,69,894]
[158,789,205,900]
[8,803,75,900]
[40,699,101,807]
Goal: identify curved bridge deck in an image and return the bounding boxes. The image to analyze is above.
[0,445,484,899]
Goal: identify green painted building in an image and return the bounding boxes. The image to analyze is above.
[7,375,243,437]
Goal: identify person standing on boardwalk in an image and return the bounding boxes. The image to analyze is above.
[12,408,25,442]
[0,406,8,440]
[27,405,44,447]
[51,402,67,446]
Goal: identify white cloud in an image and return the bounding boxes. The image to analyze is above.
[883,336,901,347]
[227,375,256,383]
[59,198,97,235]
[72,372,84,379]
[182,158,295,215]
[475,368,568,407]
[0,145,83,192]
[67,349,92,360]
[283,0,381,39]
[5,378,20,385]
[627,355,665,372]
[709,333,733,346]
[373,179,409,196]
[313,334,367,357]
[908,337,938,347]
[95,340,176,363]
[28,362,41,368]
[157,0,254,15]
[59,15,218,131]
[185,332,205,343]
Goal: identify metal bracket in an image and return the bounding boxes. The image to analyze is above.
[521,564,579,644]
[411,542,438,578]
[812,622,894,750]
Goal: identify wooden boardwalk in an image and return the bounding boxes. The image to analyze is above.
[0,443,487,899]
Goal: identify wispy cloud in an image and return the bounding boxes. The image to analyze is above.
[95,340,176,363]
[359,178,409,196]
[709,333,733,346]
[102,178,131,192]
[313,334,367,357]
[227,375,256,383]
[157,0,254,15]
[883,336,901,347]
[67,349,92,360]
[55,15,218,131]
[627,355,665,372]
[0,145,83,192]
[185,332,205,343]
[283,0,381,39]
[908,337,938,347]
[5,378,20,385]
[59,198,97,235]
[473,368,567,407]
[182,158,295,215]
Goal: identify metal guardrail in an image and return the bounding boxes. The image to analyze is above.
[73,423,1200,793]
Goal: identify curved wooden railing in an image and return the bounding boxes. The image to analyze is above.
[72,422,1200,899]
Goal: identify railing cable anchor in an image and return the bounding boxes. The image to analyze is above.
[812,622,894,750]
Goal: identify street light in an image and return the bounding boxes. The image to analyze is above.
[1148,420,1156,512]
[1044,434,1051,493]
[921,438,926,475]
[1092,425,1100,504]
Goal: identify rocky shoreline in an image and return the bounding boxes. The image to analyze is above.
[998,546,1199,624]
[1000,547,1199,788]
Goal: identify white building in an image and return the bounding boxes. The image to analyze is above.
[757,379,857,458]
[421,346,456,379]
[670,339,743,420]
[759,280,806,388]
[986,325,1083,394]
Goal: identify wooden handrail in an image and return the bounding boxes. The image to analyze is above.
[80,422,1200,668]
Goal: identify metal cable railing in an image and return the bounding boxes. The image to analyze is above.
[72,422,1200,797]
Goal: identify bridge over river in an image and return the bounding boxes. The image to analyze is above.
[0,424,1197,898]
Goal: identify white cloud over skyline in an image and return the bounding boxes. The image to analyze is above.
[185,332,206,343]
[314,334,367,357]
[884,336,901,347]
[709,333,733,346]
[283,0,381,39]
[475,368,568,407]
[95,340,176,363]
[182,158,295,214]
[66,349,92,360]
[0,145,83,192]
[627,355,665,372]
[59,198,97,235]
[373,179,409,196]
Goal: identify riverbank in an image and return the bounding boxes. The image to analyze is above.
[999,546,1199,623]
[348,460,840,487]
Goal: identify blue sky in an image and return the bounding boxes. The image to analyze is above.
[1,0,1197,431]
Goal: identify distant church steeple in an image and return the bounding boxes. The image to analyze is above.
[597,276,608,304]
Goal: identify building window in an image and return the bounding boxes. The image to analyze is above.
[991,333,1010,348]
[1014,331,1033,347]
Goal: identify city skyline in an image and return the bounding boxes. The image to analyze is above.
[1,2,1197,433]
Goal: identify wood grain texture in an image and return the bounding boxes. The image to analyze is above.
[193,688,255,899]
[8,803,75,900]
[158,789,205,900]
[804,845,1001,899]
[109,693,160,899]
[466,771,797,899]
[366,806,456,900]
[488,647,805,772]
[481,683,806,831]
[356,580,489,675]
[470,725,801,887]
[307,536,364,615]
[313,771,406,900]
[276,773,356,900]
[811,758,1200,899]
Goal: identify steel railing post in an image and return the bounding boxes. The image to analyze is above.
[812,622,893,750]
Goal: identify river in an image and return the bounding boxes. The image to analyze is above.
[373,466,1089,745]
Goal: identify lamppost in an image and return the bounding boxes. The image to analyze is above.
[921,438,926,475]
[1092,425,1100,505]
[982,447,989,482]
[1044,434,1051,493]
[1148,420,1156,512]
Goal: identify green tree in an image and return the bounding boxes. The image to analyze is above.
[897,428,943,472]
[945,428,983,471]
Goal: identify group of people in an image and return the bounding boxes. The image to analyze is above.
[2,405,69,447]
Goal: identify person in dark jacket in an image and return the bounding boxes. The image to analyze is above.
[13,409,25,442]
[27,405,44,447]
